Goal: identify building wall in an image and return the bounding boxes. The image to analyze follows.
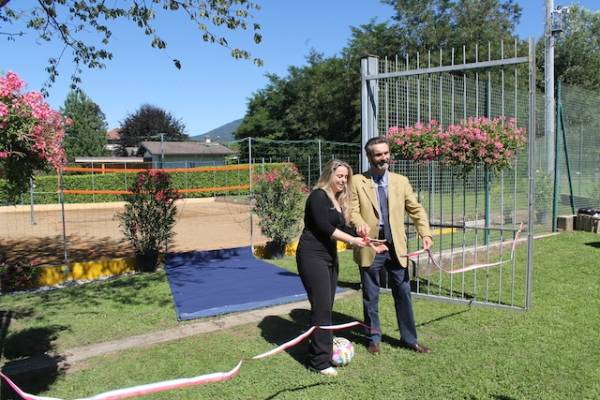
[150,154,227,168]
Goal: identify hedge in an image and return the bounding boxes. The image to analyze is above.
[0,163,287,205]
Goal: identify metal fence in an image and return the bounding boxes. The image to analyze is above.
[360,39,537,310]
[554,82,600,215]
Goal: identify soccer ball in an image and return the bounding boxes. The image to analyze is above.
[331,336,354,367]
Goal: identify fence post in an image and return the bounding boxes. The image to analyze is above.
[307,156,311,188]
[29,176,36,225]
[318,139,322,174]
[484,79,491,245]
[525,37,537,310]
[361,56,379,172]
[248,137,254,251]
[91,161,96,204]
[59,171,70,273]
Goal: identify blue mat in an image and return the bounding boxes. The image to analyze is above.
[164,247,308,320]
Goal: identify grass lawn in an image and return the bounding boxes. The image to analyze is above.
[1,232,600,399]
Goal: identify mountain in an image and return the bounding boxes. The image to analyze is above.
[191,118,242,143]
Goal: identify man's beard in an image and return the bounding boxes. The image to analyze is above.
[374,159,389,169]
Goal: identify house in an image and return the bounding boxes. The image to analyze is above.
[137,141,236,168]
[104,128,138,156]
[105,128,121,155]
[74,156,146,170]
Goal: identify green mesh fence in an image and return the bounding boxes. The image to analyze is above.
[556,83,600,213]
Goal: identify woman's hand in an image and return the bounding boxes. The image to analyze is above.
[350,236,388,253]
[369,242,388,253]
[349,236,369,248]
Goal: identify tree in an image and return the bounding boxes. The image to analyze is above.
[61,90,108,161]
[553,5,600,90]
[237,0,524,145]
[0,0,262,92]
[119,104,188,148]
[236,51,359,143]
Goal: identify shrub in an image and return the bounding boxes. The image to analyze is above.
[252,164,307,252]
[0,258,39,293]
[117,170,180,270]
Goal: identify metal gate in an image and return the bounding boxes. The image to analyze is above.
[360,39,537,310]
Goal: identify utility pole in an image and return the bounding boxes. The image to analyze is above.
[545,0,555,174]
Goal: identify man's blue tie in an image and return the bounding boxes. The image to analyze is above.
[376,178,393,243]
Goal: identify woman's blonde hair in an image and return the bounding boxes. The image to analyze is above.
[314,159,354,223]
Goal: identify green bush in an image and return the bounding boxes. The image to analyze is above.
[117,170,180,267]
[0,164,287,205]
[252,164,307,250]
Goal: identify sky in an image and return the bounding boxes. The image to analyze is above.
[1,0,599,136]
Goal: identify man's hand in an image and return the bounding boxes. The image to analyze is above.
[356,224,370,238]
[422,236,433,251]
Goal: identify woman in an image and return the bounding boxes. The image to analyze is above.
[296,159,386,377]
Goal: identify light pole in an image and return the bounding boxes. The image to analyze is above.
[545,0,555,174]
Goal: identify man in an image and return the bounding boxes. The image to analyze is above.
[350,136,433,354]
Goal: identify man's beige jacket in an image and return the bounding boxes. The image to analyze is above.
[350,171,432,268]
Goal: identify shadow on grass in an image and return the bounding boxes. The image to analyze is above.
[263,382,335,400]
[257,308,401,368]
[17,270,172,313]
[1,357,67,400]
[416,307,471,328]
[0,312,67,399]
[584,241,600,249]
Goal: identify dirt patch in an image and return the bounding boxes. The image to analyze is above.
[0,198,268,266]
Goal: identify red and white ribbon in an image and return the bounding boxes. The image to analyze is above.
[252,326,316,360]
[252,321,366,360]
[400,222,524,274]
[1,322,367,400]
[1,362,241,400]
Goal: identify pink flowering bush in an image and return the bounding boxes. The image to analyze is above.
[388,120,444,163]
[252,164,307,256]
[0,71,68,202]
[118,170,181,271]
[387,117,526,174]
[442,117,526,174]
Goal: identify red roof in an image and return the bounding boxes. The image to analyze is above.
[106,128,121,140]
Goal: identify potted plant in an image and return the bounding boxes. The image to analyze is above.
[535,170,553,224]
[387,116,526,176]
[252,164,307,259]
[118,170,180,272]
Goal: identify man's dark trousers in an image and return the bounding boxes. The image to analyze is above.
[359,246,418,346]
